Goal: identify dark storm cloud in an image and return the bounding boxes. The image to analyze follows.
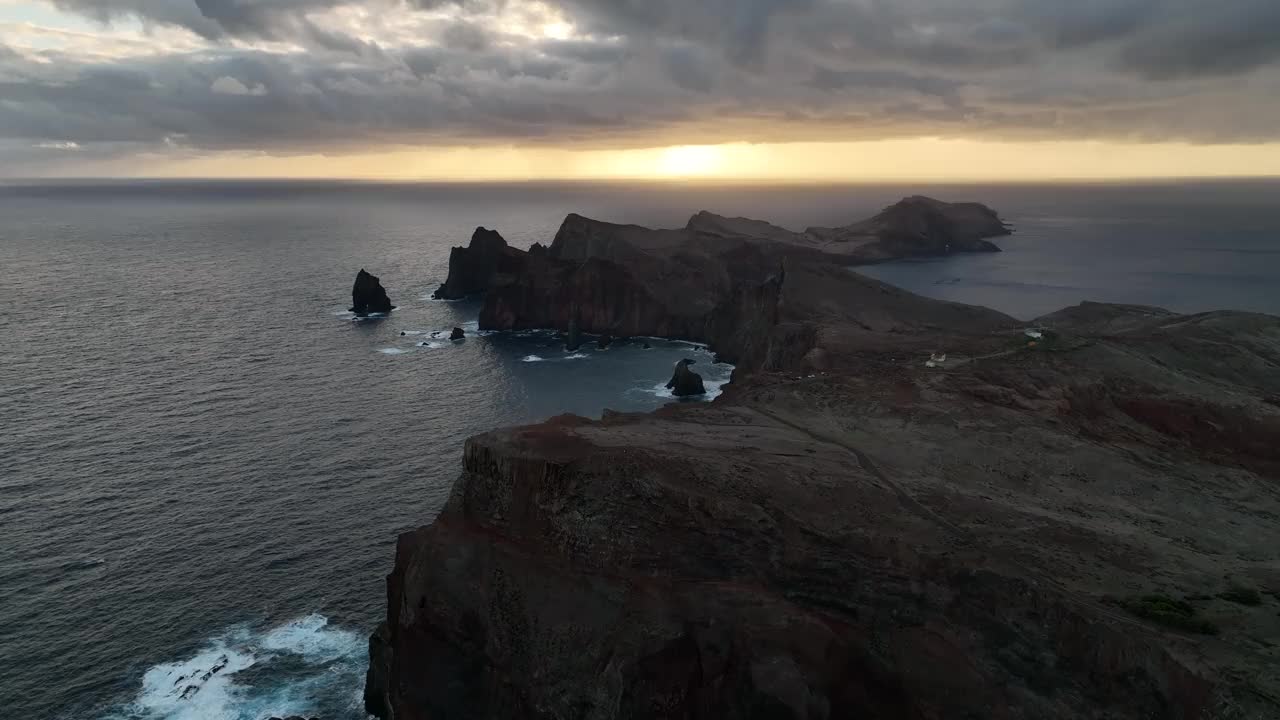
[2,0,1280,162]
[1116,0,1280,79]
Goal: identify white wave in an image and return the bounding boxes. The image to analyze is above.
[377,348,408,355]
[399,330,426,336]
[632,336,709,351]
[419,341,445,348]
[131,638,258,720]
[106,615,365,720]
[630,374,732,402]
[259,614,365,664]
[459,320,497,337]
[522,352,593,362]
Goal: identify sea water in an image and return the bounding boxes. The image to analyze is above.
[2,179,1279,719]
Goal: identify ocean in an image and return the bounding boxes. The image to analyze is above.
[2,179,1279,719]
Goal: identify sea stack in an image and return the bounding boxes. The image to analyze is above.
[350,269,394,315]
[666,358,706,396]
[565,317,583,352]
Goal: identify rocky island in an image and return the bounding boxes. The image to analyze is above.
[350,269,395,316]
[366,198,1280,719]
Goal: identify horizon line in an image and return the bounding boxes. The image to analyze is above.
[5,174,1280,186]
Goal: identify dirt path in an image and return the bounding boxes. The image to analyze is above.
[749,406,969,538]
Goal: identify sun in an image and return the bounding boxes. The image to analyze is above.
[657,145,724,177]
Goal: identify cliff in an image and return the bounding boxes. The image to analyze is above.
[436,196,1009,348]
[804,195,1011,261]
[367,201,1280,719]
[477,198,1012,365]
[433,227,513,300]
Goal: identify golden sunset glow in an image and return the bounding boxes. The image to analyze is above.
[5,0,1280,180]
[657,146,726,178]
[77,138,1280,182]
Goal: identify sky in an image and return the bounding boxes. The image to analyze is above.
[2,0,1280,180]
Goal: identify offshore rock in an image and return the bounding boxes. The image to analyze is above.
[350,269,394,315]
[565,316,583,352]
[449,327,465,341]
[433,227,512,300]
[666,358,706,396]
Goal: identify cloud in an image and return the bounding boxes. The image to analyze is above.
[1,0,1279,168]
[1116,0,1280,79]
[211,75,268,95]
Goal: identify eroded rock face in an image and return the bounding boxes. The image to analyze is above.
[350,269,395,315]
[369,297,1280,720]
[666,358,706,396]
[368,201,1280,720]
[433,227,512,300]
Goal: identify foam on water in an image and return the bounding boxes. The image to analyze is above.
[521,351,595,362]
[630,372,733,402]
[103,615,366,720]
[128,639,257,720]
[377,348,408,355]
[259,614,366,664]
[459,320,497,337]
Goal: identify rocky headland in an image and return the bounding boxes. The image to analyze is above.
[432,227,515,300]
[366,197,1280,719]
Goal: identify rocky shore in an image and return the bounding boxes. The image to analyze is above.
[366,198,1280,719]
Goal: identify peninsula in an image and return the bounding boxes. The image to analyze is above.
[367,197,1280,719]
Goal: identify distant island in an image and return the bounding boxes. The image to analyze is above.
[367,197,1280,719]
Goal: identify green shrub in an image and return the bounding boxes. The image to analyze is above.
[1121,595,1218,635]
[1219,584,1263,606]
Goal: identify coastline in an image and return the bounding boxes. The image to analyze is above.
[364,199,1280,718]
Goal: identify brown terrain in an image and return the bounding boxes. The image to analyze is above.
[367,197,1280,719]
